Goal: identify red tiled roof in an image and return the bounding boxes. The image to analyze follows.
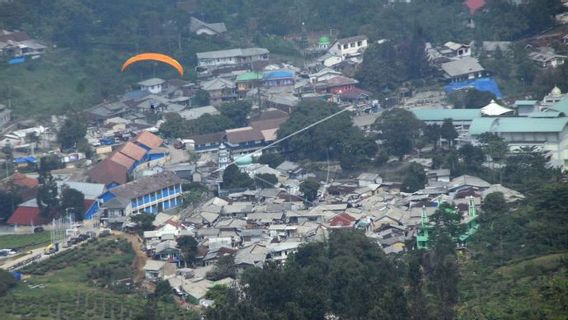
[109,151,136,168]
[250,117,288,131]
[9,172,39,188]
[117,142,147,161]
[465,0,486,15]
[134,131,163,149]
[7,206,48,225]
[88,158,130,185]
[329,213,356,227]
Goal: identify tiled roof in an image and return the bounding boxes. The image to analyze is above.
[226,127,265,144]
[117,142,147,161]
[335,35,367,45]
[9,172,38,188]
[88,157,131,185]
[191,131,226,145]
[250,117,288,130]
[134,131,163,149]
[329,213,356,227]
[109,171,182,200]
[7,206,47,225]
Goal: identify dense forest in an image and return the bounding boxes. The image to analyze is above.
[205,183,568,320]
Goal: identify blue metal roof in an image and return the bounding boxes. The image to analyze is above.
[444,77,503,99]
[263,70,294,80]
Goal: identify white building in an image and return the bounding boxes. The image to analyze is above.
[138,78,165,94]
[328,35,368,59]
[196,48,269,68]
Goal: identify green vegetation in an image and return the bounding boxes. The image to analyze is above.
[374,108,421,160]
[0,190,22,223]
[299,179,320,204]
[254,173,278,189]
[0,269,17,297]
[0,233,51,251]
[1,238,197,320]
[222,164,254,190]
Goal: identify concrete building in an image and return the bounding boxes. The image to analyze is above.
[328,35,368,59]
[196,48,269,69]
[100,171,184,222]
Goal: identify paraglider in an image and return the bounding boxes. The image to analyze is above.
[121,53,184,77]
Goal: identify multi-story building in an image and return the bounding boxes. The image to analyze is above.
[328,35,368,59]
[196,48,269,69]
[101,171,184,223]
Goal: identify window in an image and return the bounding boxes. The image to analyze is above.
[350,43,355,48]
[357,41,362,46]
[343,44,349,49]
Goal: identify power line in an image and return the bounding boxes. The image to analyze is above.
[212,106,352,174]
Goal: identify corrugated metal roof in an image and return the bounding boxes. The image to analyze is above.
[549,98,568,114]
[411,108,481,121]
[469,117,568,135]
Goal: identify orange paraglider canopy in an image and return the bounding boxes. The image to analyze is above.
[121,53,184,77]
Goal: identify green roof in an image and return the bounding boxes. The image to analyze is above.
[319,36,331,45]
[411,108,481,122]
[549,98,568,114]
[236,72,262,82]
[469,117,568,135]
[514,100,538,107]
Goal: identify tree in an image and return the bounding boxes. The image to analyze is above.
[193,89,210,107]
[36,171,59,219]
[130,213,155,235]
[422,124,441,150]
[219,100,252,128]
[181,182,209,208]
[300,179,320,204]
[458,143,485,169]
[0,269,16,297]
[57,115,87,150]
[374,108,421,160]
[478,133,508,172]
[338,130,378,171]
[39,154,63,172]
[440,118,458,147]
[207,255,237,281]
[254,173,278,189]
[401,163,427,193]
[0,189,21,222]
[222,164,254,189]
[258,152,284,168]
[60,186,85,221]
[449,89,497,109]
[177,235,198,266]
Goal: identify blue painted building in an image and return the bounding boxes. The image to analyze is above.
[100,171,184,223]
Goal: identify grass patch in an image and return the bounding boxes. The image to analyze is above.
[0,233,51,251]
[0,237,198,320]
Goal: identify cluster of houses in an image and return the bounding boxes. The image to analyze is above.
[0,30,47,64]
[135,155,524,304]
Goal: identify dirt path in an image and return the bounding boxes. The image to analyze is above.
[116,232,147,284]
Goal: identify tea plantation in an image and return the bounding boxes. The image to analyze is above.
[0,238,197,320]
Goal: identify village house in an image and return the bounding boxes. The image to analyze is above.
[440,57,486,82]
[201,78,237,106]
[235,71,263,96]
[263,70,295,87]
[138,78,166,94]
[143,260,176,281]
[328,35,368,59]
[196,47,269,69]
[528,48,567,68]
[0,30,47,61]
[189,17,227,36]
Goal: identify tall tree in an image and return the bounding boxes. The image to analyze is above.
[60,186,85,221]
[374,108,421,160]
[299,179,320,204]
[222,164,254,189]
[177,235,198,266]
[219,100,252,128]
[36,171,59,219]
[57,114,88,151]
[440,118,458,148]
[401,163,427,193]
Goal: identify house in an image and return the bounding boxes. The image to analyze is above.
[189,17,227,36]
[528,48,567,68]
[138,78,165,94]
[201,78,237,105]
[328,213,357,229]
[179,106,220,120]
[316,53,343,67]
[87,102,130,123]
[0,172,38,201]
[469,116,568,170]
[190,132,226,152]
[328,35,368,59]
[309,68,342,83]
[235,244,268,271]
[513,100,538,116]
[225,127,265,152]
[89,151,135,186]
[276,161,308,180]
[143,260,176,281]
[196,48,269,69]
[0,104,11,128]
[263,70,295,87]
[0,30,46,60]
[440,57,486,82]
[357,173,382,187]
[7,198,97,226]
[314,75,359,94]
[426,169,451,183]
[440,42,471,59]
[266,242,301,262]
[100,171,184,222]
[236,72,263,95]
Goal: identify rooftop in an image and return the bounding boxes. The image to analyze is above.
[110,171,183,200]
[441,57,485,77]
[469,117,568,135]
[411,108,481,121]
[335,35,367,45]
[197,48,269,60]
[137,78,165,87]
